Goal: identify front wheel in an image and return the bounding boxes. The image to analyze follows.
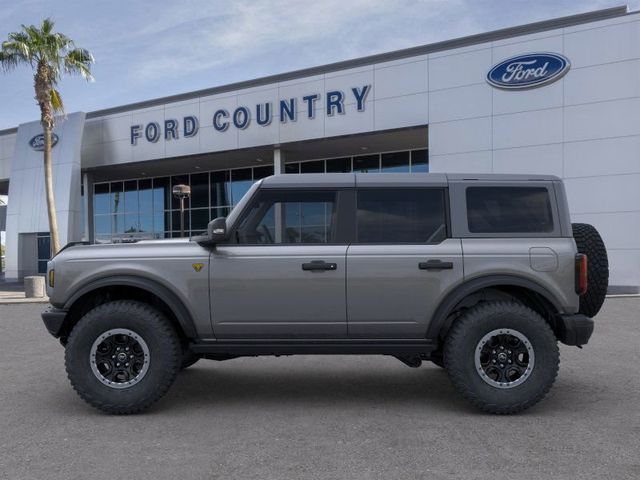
[65,300,182,414]
[444,301,559,414]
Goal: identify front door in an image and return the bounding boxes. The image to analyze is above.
[346,187,464,338]
[210,188,349,338]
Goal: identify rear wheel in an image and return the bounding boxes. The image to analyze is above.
[444,301,559,414]
[65,300,181,414]
[572,223,609,317]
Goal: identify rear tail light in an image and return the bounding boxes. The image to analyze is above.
[575,254,588,295]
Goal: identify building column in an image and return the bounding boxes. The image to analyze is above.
[273,147,285,175]
[83,172,93,242]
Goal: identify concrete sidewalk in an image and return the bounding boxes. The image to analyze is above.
[0,280,49,304]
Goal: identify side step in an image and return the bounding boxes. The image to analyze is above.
[190,339,437,356]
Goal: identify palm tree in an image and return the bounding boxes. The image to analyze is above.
[0,18,93,254]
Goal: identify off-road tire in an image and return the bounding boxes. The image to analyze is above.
[430,350,444,368]
[65,300,181,414]
[572,223,609,317]
[444,301,559,414]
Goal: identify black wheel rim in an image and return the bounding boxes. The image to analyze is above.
[90,329,150,389]
[474,329,535,389]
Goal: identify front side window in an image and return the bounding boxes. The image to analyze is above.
[356,188,447,243]
[466,186,554,233]
[234,190,337,244]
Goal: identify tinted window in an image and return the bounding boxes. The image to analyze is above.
[466,187,554,233]
[356,189,447,243]
[235,190,337,244]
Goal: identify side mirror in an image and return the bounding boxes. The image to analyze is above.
[194,217,227,245]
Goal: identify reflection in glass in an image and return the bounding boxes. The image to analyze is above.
[411,149,429,172]
[191,208,209,232]
[231,168,253,205]
[139,213,153,233]
[326,157,351,173]
[94,215,111,235]
[139,179,153,213]
[153,177,170,211]
[285,163,300,174]
[124,213,139,233]
[353,154,380,173]
[190,172,209,208]
[94,183,110,215]
[300,160,324,173]
[124,180,138,212]
[381,151,410,172]
[111,182,123,214]
[171,175,190,210]
[211,171,230,207]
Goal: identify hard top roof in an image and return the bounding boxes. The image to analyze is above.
[259,172,560,188]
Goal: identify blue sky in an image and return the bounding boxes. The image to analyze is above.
[0,0,637,130]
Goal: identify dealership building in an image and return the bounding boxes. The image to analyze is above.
[0,5,639,292]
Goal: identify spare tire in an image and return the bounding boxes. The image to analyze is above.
[572,223,609,317]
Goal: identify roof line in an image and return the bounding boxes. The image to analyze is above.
[0,4,630,135]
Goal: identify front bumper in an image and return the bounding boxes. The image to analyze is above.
[556,313,594,346]
[41,307,68,338]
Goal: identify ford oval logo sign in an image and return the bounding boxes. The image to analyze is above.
[487,53,570,90]
[29,133,59,151]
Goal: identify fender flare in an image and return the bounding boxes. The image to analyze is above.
[62,275,198,338]
[426,274,564,340]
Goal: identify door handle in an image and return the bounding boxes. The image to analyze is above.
[302,260,338,272]
[419,259,454,271]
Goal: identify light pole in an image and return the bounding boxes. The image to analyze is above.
[172,184,191,237]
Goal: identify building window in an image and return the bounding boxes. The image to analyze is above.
[284,149,428,176]
[381,151,410,172]
[93,165,272,243]
[37,232,50,274]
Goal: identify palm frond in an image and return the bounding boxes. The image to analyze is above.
[50,88,64,113]
[64,47,94,81]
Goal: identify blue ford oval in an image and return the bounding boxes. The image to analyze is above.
[487,53,570,90]
[29,133,59,151]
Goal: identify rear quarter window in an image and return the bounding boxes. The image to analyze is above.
[466,186,554,234]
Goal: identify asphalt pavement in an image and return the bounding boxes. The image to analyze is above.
[0,299,638,480]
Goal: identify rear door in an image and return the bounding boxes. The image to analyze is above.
[346,186,463,338]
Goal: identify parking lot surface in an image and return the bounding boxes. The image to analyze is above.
[0,298,639,480]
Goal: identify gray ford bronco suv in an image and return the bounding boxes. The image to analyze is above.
[42,173,609,414]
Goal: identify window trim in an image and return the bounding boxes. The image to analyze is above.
[352,187,450,245]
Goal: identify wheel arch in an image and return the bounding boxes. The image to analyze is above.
[427,274,563,342]
[59,275,198,343]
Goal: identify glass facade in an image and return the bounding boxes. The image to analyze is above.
[284,149,428,174]
[92,149,428,243]
[93,166,272,243]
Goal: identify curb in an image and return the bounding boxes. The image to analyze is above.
[0,297,50,305]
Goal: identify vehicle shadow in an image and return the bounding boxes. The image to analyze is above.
[159,359,472,414]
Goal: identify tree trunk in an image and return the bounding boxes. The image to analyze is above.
[43,125,61,254]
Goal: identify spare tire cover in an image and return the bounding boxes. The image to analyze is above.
[572,223,609,317]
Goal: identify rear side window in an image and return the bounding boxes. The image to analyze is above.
[466,187,554,233]
[356,188,447,243]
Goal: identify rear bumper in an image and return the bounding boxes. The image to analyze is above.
[41,307,68,338]
[556,313,594,346]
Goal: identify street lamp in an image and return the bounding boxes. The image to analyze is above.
[172,184,191,238]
